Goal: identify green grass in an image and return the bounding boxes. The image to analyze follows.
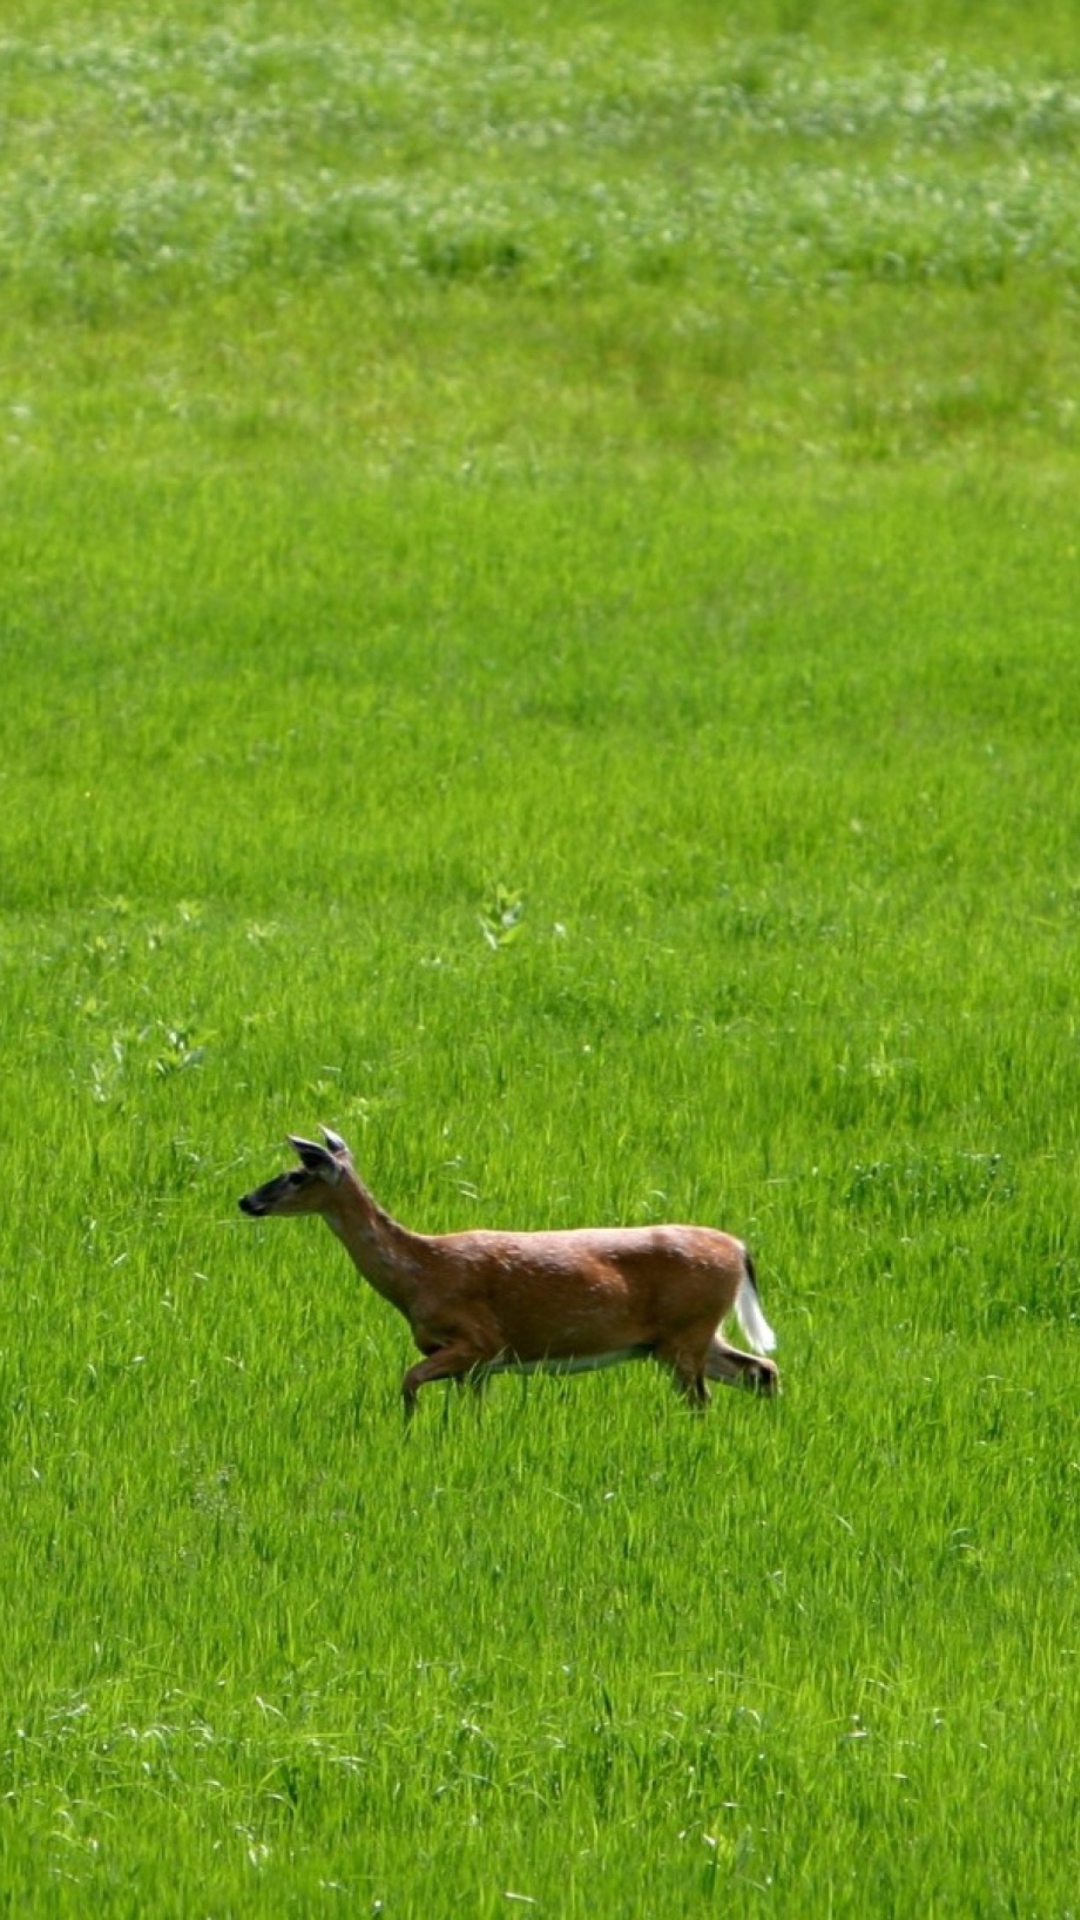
[3,1,1080,1912]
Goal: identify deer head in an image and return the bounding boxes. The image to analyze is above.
[238,1127,353,1217]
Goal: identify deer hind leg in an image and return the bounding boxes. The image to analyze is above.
[653,1330,713,1409]
[706,1333,780,1397]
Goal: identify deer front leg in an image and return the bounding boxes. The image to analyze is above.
[402,1344,487,1418]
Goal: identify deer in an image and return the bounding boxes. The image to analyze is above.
[238,1128,779,1418]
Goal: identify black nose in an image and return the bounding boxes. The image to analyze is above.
[238,1194,261,1216]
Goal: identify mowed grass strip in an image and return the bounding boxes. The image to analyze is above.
[4,3,1080,468]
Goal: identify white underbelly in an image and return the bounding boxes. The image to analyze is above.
[479,1344,653,1378]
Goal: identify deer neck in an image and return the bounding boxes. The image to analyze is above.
[325,1173,425,1318]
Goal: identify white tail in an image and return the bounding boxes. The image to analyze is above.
[239,1129,780,1417]
[733,1259,777,1355]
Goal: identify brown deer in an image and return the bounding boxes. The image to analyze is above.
[239,1128,779,1417]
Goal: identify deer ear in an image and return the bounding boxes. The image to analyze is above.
[287,1134,343,1184]
[319,1125,352,1159]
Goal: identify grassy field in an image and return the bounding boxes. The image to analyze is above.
[3,0,1080,1911]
